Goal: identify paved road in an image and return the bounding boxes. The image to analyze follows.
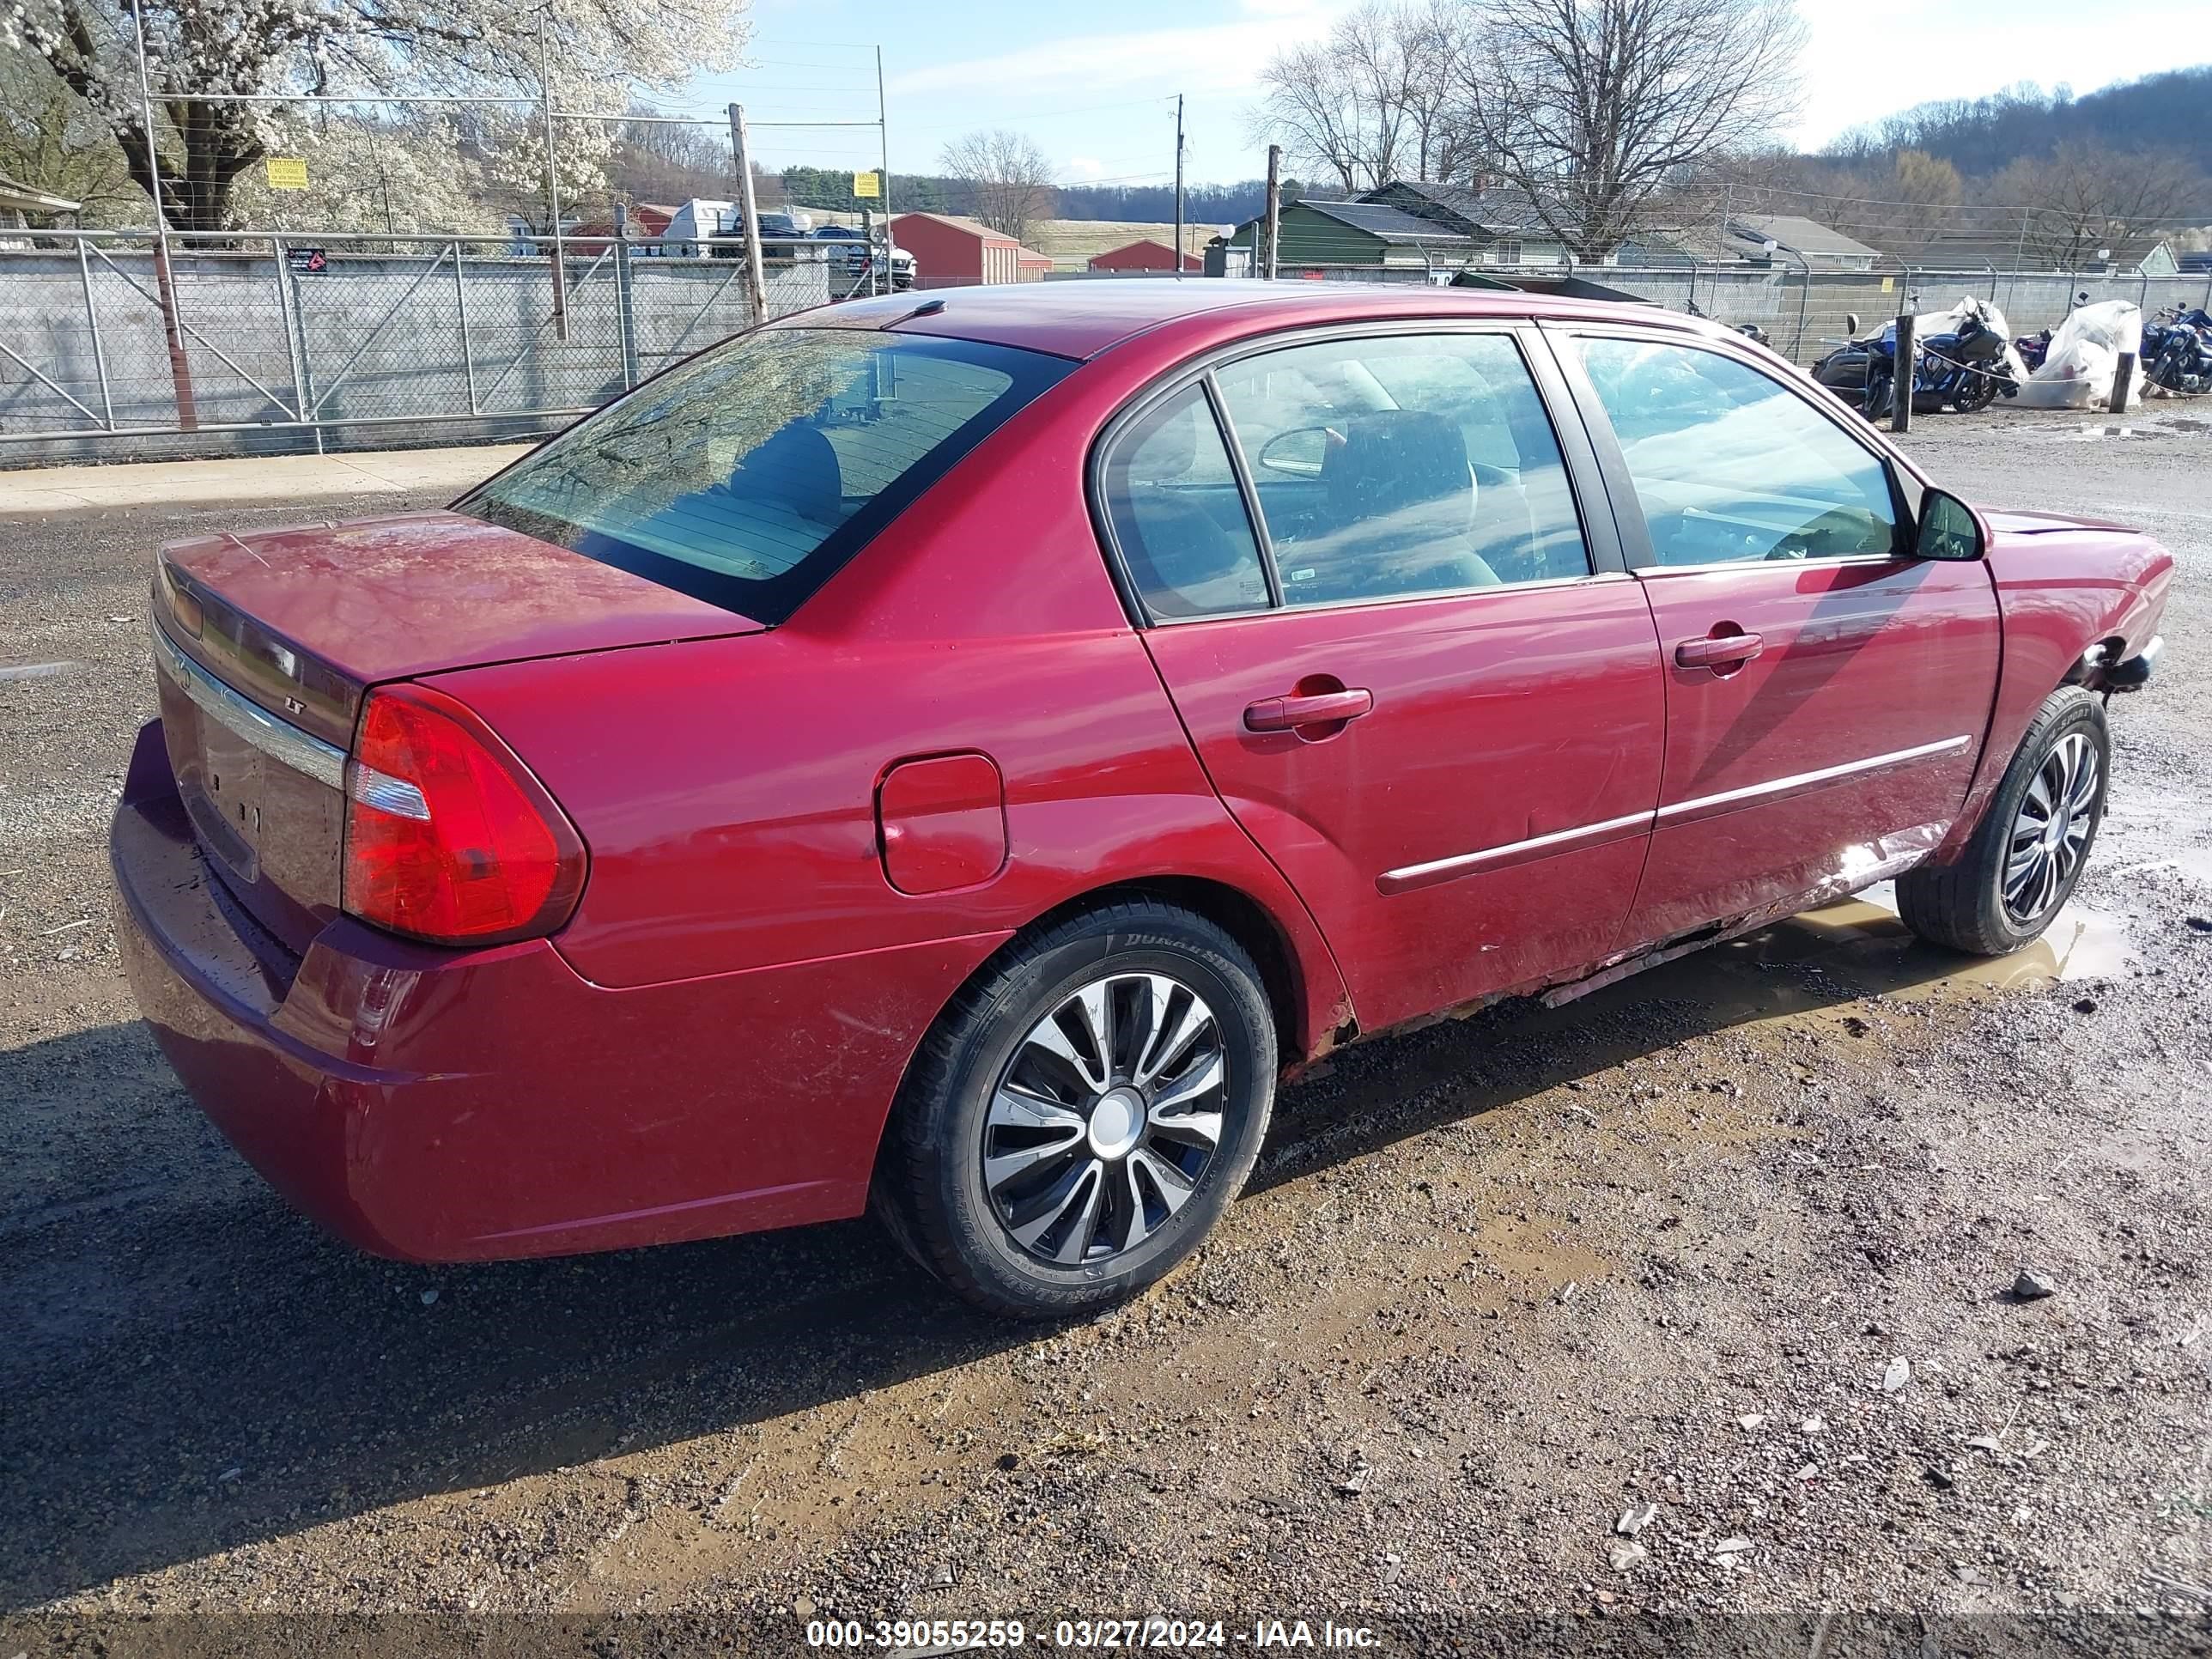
[3,410,2209,1649]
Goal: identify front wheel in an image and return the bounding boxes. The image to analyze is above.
[1953,371,1998,413]
[1896,686,2109,955]
[873,900,1278,1318]
[1863,366,1893,422]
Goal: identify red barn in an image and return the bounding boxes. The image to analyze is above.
[891,212,1050,287]
[1088,238,1201,272]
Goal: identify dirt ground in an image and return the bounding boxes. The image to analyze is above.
[3,406,2210,1656]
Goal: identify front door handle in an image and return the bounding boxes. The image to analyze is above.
[1243,688,1375,732]
[1674,632,1765,670]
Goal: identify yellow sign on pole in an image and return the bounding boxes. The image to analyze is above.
[265,156,309,190]
[852,170,881,199]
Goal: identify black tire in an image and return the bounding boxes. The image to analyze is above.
[873,899,1277,1319]
[1953,371,1997,414]
[1863,366,1893,422]
[1896,686,2110,956]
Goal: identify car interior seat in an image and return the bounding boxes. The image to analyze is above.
[1313,410,1499,598]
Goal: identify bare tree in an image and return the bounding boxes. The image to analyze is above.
[1451,0,1807,259]
[611,104,733,205]
[1990,143,2203,268]
[939,128,1056,246]
[1251,1,1472,192]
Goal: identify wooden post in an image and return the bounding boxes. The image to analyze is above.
[1172,94,1185,280]
[1263,144,1282,281]
[539,21,569,343]
[131,12,197,428]
[727,102,769,327]
[612,203,639,388]
[1889,310,1914,434]
[2110,350,2136,415]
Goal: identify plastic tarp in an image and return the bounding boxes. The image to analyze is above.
[2015,300,2143,410]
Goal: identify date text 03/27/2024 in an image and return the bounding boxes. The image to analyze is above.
[802,1618,1382,1648]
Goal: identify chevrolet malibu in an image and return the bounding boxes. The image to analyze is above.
[112,283,2169,1317]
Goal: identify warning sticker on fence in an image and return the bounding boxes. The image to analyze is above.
[265,156,309,190]
[287,247,328,274]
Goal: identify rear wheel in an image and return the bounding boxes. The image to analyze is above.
[874,900,1277,1318]
[1896,687,2109,955]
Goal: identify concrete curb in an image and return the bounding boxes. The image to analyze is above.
[0,445,532,520]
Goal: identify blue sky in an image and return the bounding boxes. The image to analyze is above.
[674,0,2203,198]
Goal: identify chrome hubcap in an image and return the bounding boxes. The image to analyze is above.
[983,972,1226,1266]
[2005,732,2100,923]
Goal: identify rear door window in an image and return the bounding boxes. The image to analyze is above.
[458,328,1072,623]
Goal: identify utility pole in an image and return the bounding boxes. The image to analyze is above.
[130,10,197,428]
[539,19,568,341]
[727,103,769,326]
[1263,143,1282,279]
[1173,94,1185,279]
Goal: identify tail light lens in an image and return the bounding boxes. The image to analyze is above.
[342,684,586,945]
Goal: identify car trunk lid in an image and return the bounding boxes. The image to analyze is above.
[152,509,758,958]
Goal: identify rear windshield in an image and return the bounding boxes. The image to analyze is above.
[457,328,1073,623]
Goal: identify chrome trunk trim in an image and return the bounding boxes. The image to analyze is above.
[152,621,348,791]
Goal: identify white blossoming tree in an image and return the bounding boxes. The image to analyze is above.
[224,111,507,233]
[1,0,748,231]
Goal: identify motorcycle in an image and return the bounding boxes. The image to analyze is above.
[1879,297,2018,417]
[2016,292,2092,374]
[2142,306,2212,394]
[1684,297,1771,347]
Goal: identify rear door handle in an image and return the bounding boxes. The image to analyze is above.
[1243,688,1375,732]
[1674,632,1765,669]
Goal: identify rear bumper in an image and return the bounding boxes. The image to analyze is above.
[112,719,1005,1261]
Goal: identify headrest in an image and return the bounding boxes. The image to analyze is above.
[729,422,843,526]
[1322,409,1471,521]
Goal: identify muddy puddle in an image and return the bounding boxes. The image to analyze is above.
[1613,881,2132,1026]
[2043,415,2209,441]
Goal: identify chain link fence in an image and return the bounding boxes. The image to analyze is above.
[1265,259,2212,369]
[9,239,2209,463]
[0,228,837,464]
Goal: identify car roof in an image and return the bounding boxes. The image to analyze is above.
[785,279,1695,361]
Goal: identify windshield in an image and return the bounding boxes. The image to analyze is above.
[458,328,1073,624]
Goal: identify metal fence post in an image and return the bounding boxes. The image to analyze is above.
[270,235,311,441]
[453,241,478,414]
[282,241,325,453]
[75,235,115,429]
[1790,256,1813,362]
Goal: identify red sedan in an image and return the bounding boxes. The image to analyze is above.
[112,283,2170,1317]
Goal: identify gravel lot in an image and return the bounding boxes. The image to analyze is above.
[3,409,2210,1655]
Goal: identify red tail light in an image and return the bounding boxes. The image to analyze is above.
[342,684,586,945]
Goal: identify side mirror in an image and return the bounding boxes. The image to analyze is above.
[1844,311,1861,336]
[1914,489,1984,562]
